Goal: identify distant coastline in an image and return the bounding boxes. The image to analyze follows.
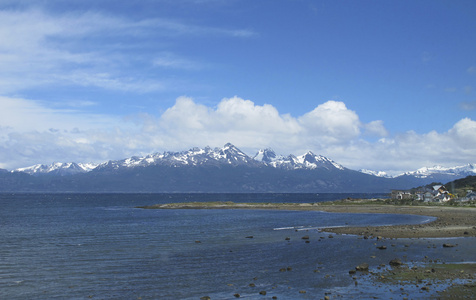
[139,200,476,239]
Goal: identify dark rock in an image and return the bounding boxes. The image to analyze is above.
[377,246,387,250]
[389,258,403,266]
[285,237,290,240]
[234,293,240,298]
[249,283,256,287]
[355,263,369,271]
[259,291,266,295]
[443,243,456,248]
[200,297,211,300]
[301,235,309,240]
[246,236,254,239]
[349,270,356,275]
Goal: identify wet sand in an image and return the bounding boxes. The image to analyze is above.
[140,201,476,238]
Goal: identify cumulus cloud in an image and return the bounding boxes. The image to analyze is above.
[1,95,476,174]
[298,101,361,144]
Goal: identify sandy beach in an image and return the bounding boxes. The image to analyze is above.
[141,201,476,239]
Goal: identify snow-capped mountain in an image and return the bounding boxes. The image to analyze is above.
[359,164,476,183]
[253,148,277,163]
[94,143,345,172]
[4,143,476,193]
[13,143,345,176]
[253,148,344,170]
[401,164,476,178]
[359,169,390,178]
[95,143,261,171]
[10,144,475,191]
[14,162,98,176]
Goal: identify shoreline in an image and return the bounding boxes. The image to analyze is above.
[139,201,476,239]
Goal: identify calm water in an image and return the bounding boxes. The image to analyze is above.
[0,193,473,299]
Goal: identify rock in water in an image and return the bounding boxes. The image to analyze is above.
[389,258,403,266]
[355,263,369,271]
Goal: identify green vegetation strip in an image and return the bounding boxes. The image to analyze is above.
[376,263,476,299]
[137,201,318,209]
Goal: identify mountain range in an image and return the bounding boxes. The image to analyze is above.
[1,143,475,193]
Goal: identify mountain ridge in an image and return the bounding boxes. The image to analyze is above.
[13,143,346,175]
[12,143,474,180]
[3,143,475,193]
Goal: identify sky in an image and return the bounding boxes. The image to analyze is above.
[0,0,475,175]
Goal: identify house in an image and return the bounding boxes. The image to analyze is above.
[391,190,414,200]
[460,190,476,202]
[432,185,452,202]
[434,192,452,202]
[415,191,434,202]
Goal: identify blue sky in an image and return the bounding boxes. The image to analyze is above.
[0,0,475,174]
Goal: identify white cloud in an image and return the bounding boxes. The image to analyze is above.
[1,95,475,174]
[0,8,255,94]
[153,52,205,70]
[298,101,361,144]
[0,96,123,132]
[364,120,388,137]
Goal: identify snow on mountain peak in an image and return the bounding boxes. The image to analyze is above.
[253,148,343,170]
[253,148,278,163]
[359,169,390,178]
[359,163,476,179]
[14,162,99,176]
[401,163,476,178]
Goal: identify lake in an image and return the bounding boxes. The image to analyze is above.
[0,193,473,299]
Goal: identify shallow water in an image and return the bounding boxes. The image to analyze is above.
[0,193,473,299]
